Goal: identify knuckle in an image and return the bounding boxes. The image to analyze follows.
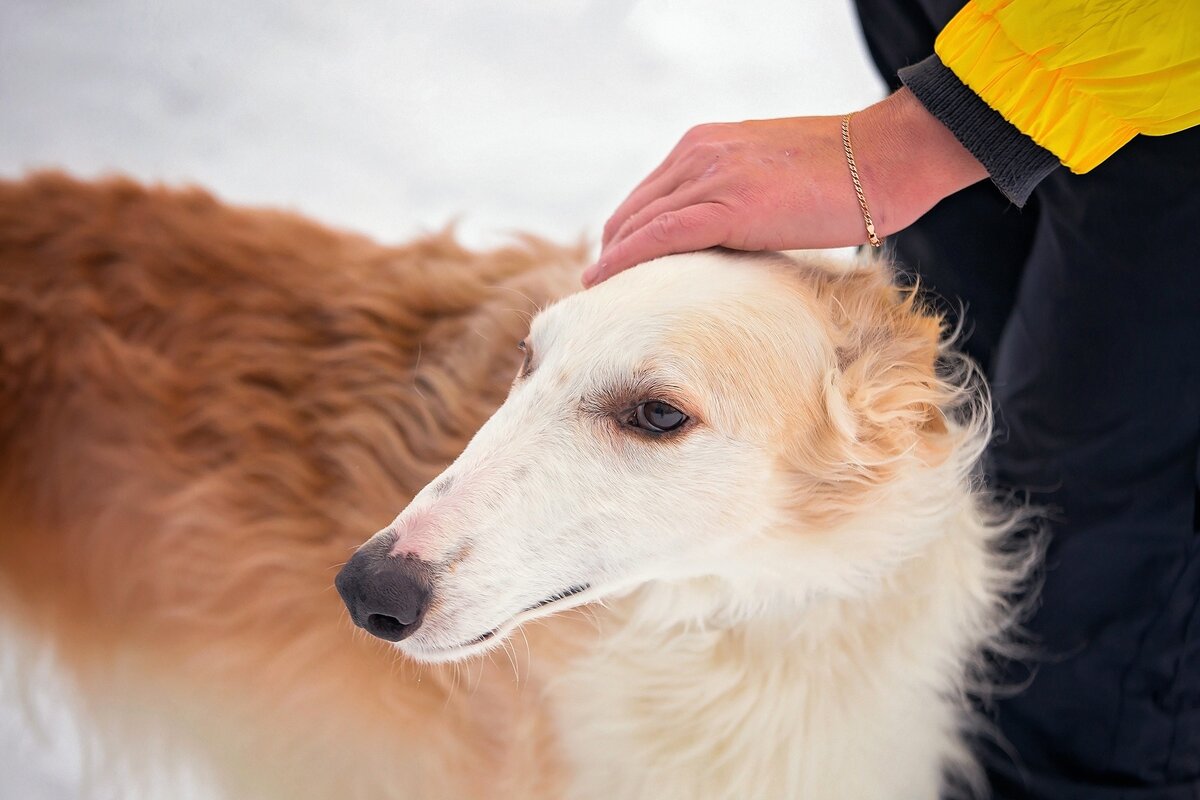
[685,141,731,173]
[683,127,730,158]
[649,213,677,243]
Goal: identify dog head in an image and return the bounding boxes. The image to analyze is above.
[337,250,974,662]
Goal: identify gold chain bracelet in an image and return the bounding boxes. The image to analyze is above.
[840,113,883,248]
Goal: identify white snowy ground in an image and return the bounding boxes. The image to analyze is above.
[0,1,882,795]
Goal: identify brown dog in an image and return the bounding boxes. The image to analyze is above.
[0,173,585,798]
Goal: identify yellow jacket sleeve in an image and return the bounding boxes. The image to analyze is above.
[934,0,1200,173]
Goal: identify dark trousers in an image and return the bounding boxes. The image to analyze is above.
[852,1,1200,796]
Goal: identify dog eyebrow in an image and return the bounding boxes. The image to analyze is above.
[578,368,694,419]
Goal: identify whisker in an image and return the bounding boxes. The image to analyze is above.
[411,343,428,402]
[517,627,533,686]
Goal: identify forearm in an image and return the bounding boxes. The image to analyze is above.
[849,87,990,237]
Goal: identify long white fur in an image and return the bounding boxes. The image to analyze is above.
[368,250,1032,799]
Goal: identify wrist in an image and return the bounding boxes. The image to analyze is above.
[849,87,988,236]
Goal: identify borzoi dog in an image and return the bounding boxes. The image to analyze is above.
[0,174,1029,799]
[336,249,1031,799]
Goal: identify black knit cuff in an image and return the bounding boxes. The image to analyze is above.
[898,54,1060,207]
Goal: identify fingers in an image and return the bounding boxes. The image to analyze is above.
[600,127,724,249]
[603,178,704,255]
[601,159,690,249]
[582,203,729,287]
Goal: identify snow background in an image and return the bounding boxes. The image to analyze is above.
[0,1,882,795]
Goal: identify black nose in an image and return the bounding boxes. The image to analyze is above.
[335,537,434,642]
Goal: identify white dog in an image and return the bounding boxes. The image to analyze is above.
[337,249,1032,800]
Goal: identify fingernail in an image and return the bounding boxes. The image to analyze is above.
[581,262,601,286]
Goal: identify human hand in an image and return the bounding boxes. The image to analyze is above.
[584,88,988,286]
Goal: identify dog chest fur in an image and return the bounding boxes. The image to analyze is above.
[550,503,1002,800]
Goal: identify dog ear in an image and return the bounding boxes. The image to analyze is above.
[783,267,955,527]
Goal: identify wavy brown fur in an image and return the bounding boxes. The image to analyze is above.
[0,173,585,798]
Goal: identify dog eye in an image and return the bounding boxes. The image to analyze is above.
[516,339,533,378]
[627,401,688,434]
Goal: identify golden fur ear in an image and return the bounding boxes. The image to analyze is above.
[784,266,956,526]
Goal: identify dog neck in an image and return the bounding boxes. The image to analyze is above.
[549,489,1010,800]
